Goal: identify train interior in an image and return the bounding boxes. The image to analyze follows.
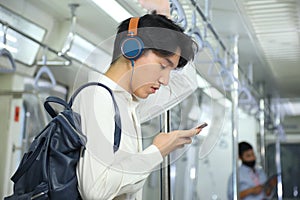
[0,0,299,199]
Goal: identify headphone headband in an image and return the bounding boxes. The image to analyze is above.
[128,17,139,36]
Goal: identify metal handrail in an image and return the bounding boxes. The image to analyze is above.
[0,19,72,66]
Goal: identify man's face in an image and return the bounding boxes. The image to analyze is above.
[131,49,181,99]
[240,149,256,162]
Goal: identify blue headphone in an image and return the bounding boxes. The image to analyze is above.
[120,17,144,64]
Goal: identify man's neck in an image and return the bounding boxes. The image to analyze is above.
[105,58,132,93]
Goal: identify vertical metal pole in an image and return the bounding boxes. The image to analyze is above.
[258,83,266,169]
[247,63,253,84]
[231,35,239,200]
[204,0,211,22]
[275,105,283,200]
[161,110,171,200]
[275,136,283,200]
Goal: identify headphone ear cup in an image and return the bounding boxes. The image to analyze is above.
[121,36,144,60]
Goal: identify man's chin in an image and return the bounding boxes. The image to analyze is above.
[132,93,149,100]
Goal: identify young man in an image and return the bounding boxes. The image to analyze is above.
[73,14,201,200]
[227,142,277,200]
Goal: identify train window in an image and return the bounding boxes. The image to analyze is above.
[141,115,162,200]
[21,77,68,151]
[140,74,229,199]
[266,143,300,199]
[197,74,226,100]
[67,34,111,72]
[0,6,46,66]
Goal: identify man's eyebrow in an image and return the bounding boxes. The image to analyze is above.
[164,57,175,68]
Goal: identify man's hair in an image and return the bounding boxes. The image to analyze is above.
[238,141,253,157]
[111,13,197,68]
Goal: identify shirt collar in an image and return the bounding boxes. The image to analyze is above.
[88,71,139,104]
[241,163,257,172]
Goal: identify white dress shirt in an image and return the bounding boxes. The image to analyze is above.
[73,64,197,200]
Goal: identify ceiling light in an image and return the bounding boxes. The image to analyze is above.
[91,0,132,23]
[282,101,300,116]
[247,7,291,14]
[245,0,279,6]
[0,31,17,43]
[67,34,111,72]
[247,2,293,10]
[0,43,18,53]
[190,167,196,180]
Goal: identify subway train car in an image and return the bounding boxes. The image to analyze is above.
[0,0,299,199]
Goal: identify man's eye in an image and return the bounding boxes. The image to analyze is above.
[160,65,167,69]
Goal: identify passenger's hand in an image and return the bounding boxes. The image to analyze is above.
[269,177,277,187]
[138,0,170,18]
[265,176,277,195]
[251,185,263,195]
[153,128,201,157]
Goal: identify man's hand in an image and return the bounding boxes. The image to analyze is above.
[265,176,277,196]
[153,128,201,157]
[251,185,264,195]
[138,0,170,18]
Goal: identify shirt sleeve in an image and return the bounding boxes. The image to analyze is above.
[73,86,163,200]
[259,168,267,184]
[138,63,198,123]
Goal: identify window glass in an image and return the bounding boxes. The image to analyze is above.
[67,34,112,72]
[266,143,300,198]
[0,6,46,65]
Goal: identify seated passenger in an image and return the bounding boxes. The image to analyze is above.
[227,141,277,200]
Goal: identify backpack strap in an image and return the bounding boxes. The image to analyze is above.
[11,137,47,183]
[44,96,71,118]
[68,82,122,153]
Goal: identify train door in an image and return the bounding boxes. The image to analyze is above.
[266,126,300,199]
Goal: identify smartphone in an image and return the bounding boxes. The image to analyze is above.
[195,122,208,129]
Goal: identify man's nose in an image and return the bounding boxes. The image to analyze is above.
[158,71,170,86]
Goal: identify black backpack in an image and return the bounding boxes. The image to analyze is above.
[5,82,121,200]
